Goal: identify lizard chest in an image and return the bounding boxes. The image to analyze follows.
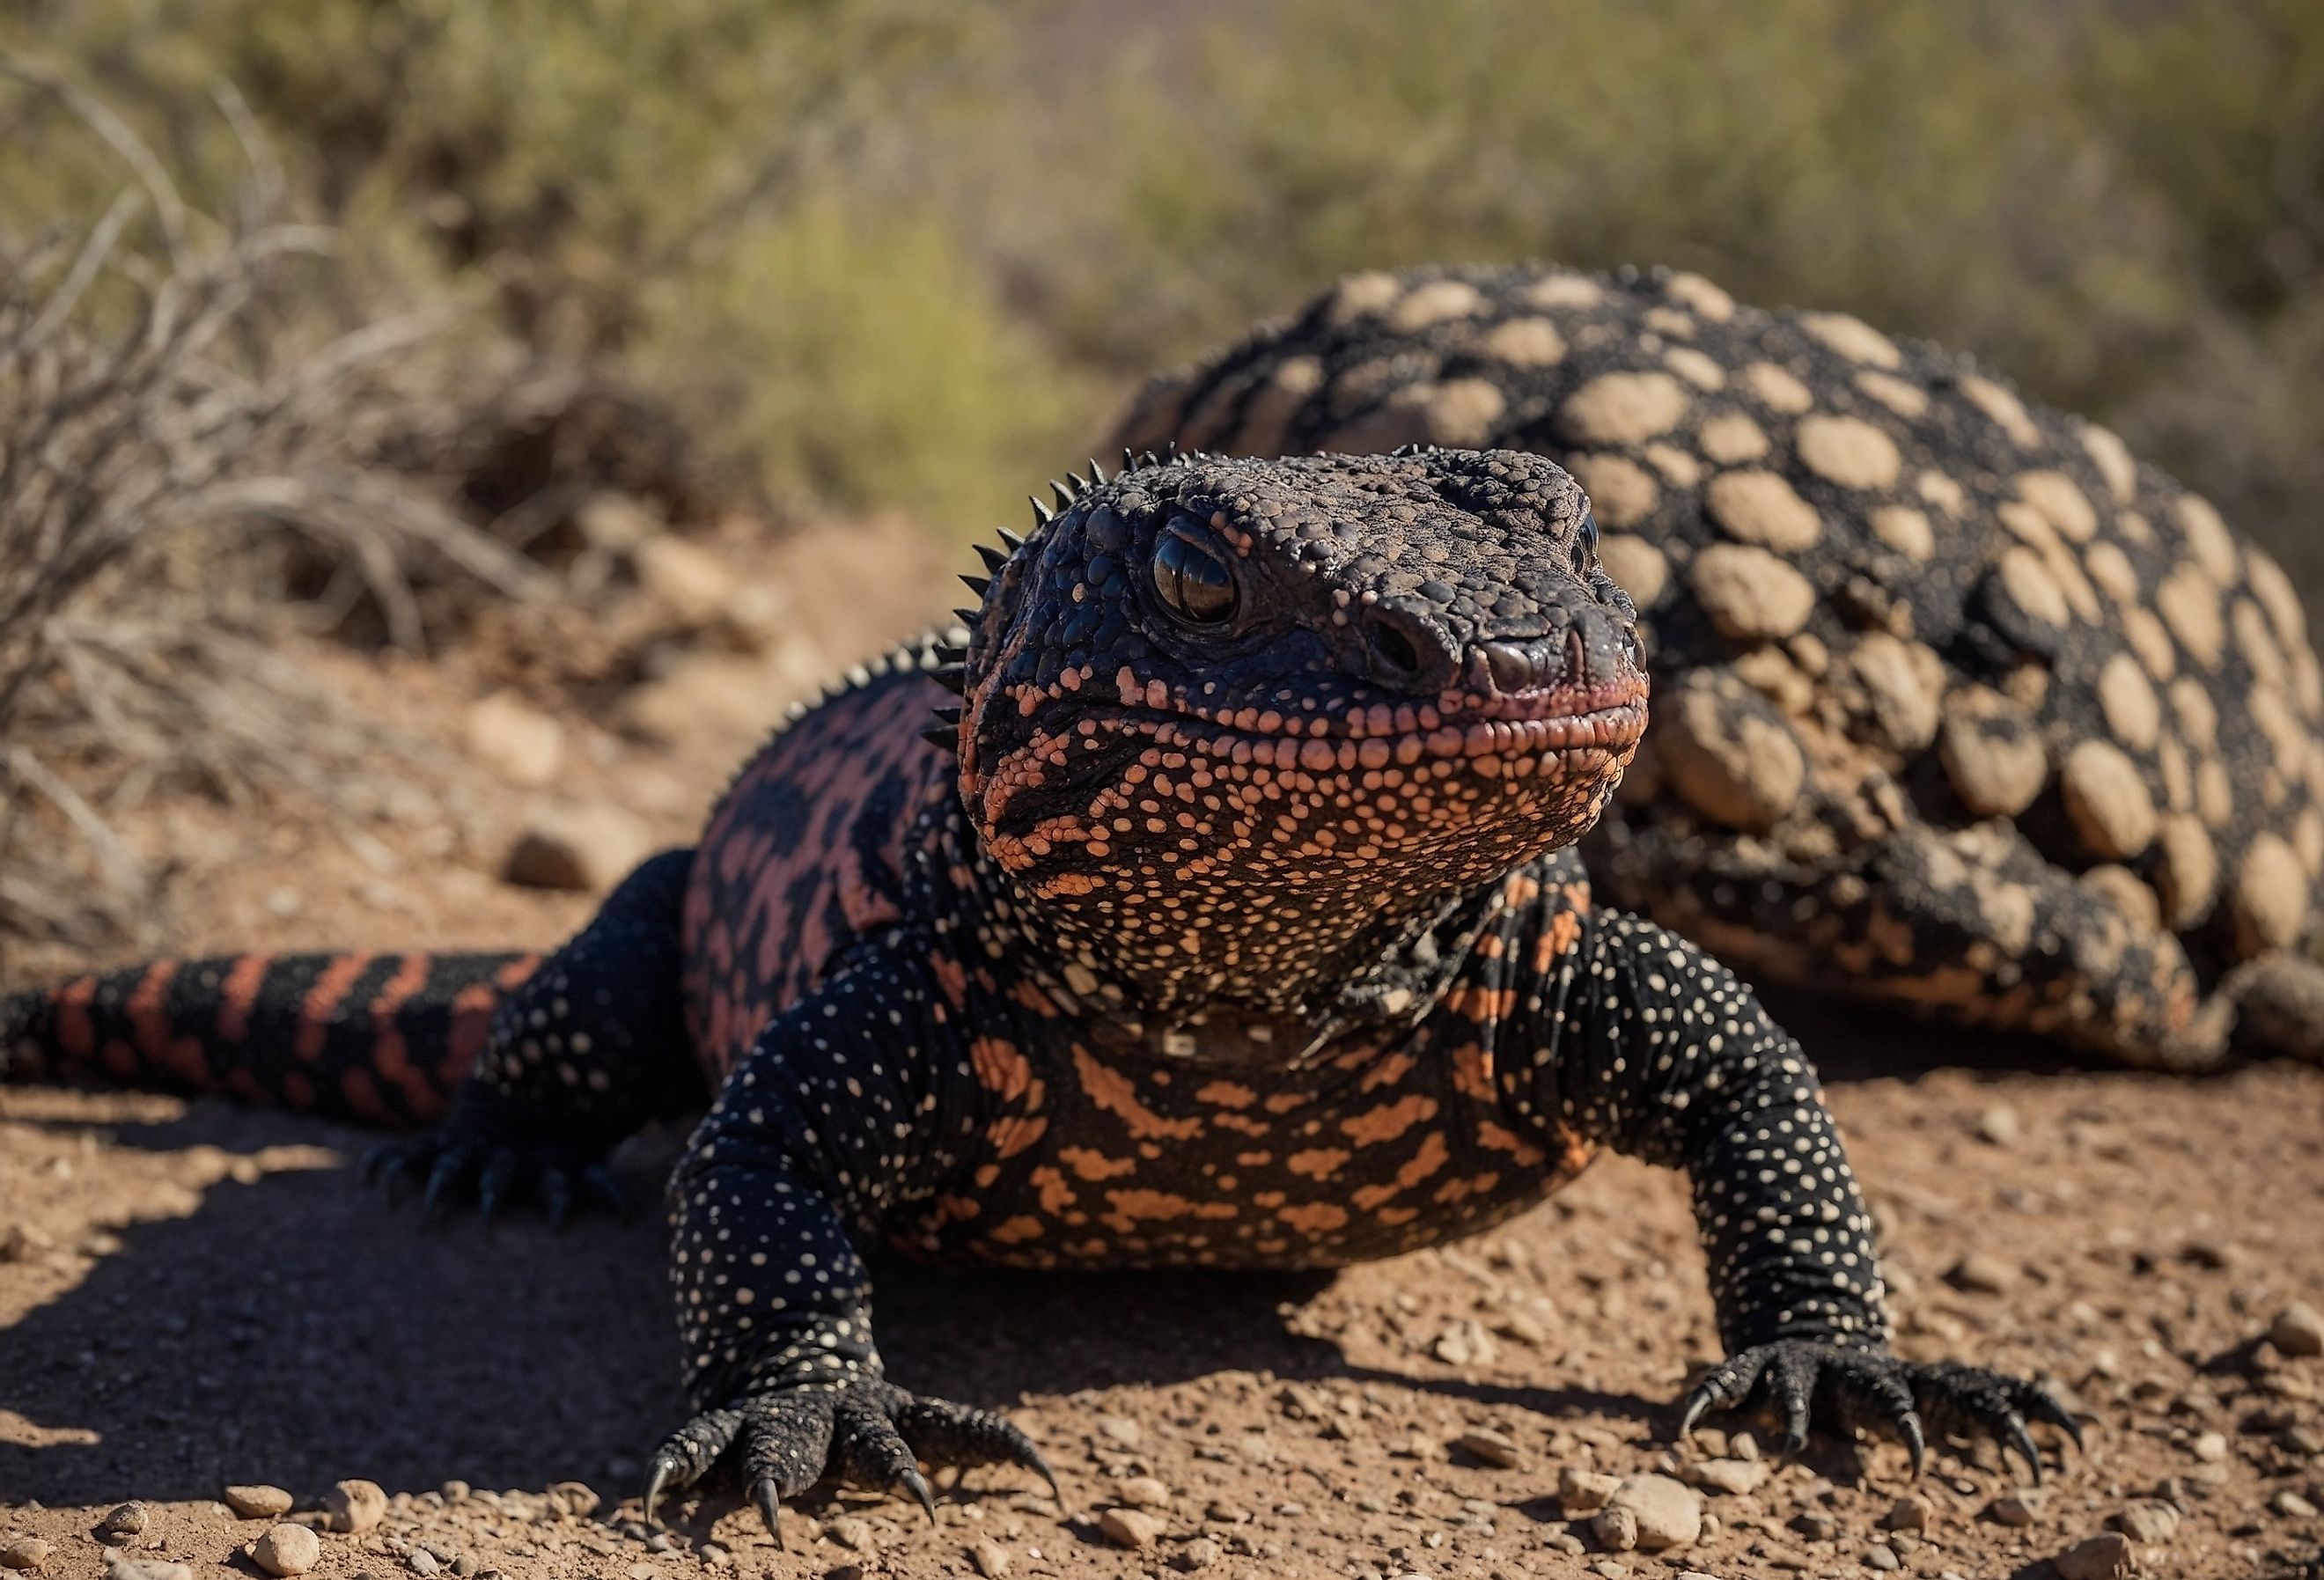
[892,971,1595,1273]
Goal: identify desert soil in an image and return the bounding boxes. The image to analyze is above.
[3,514,2321,1580]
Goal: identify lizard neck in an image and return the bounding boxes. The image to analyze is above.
[938,809,1509,1066]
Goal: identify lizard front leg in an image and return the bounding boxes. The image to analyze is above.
[1518,908,2082,1479]
[642,943,1055,1533]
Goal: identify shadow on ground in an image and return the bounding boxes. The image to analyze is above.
[1,1097,1650,1508]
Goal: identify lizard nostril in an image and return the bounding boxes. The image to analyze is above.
[1372,622,1421,679]
[1362,604,1458,692]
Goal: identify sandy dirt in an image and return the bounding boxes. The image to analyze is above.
[4,518,2322,1580]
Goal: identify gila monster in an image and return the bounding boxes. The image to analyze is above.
[3,448,2076,1529]
[1115,264,2324,1071]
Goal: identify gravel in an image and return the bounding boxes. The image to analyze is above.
[224,1486,295,1520]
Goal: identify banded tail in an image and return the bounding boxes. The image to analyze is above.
[1,950,539,1128]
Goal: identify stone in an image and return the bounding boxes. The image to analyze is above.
[2111,1502,2181,1543]
[2269,1300,2324,1357]
[326,1479,388,1534]
[466,693,566,788]
[547,1481,599,1518]
[1690,543,1816,643]
[2061,740,2158,860]
[408,1551,441,1576]
[1558,1466,1621,1514]
[1454,1426,1525,1467]
[968,1538,1011,1577]
[1949,1252,2015,1294]
[254,1523,321,1576]
[104,1564,190,1580]
[1883,1495,1933,1532]
[1680,1459,1769,1496]
[1556,372,1688,446]
[1864,1543,1901,1571]
[827,1518,875,1551]
[1705,470,1820,551]
[1172,1537,1222,1571]
[2190,1430,2229,1463]
[503,801,653,893]
[1589,1507,1638,1552]
[1796,415,1901,490]
[1117,1476,1172,1509]
[1989,1492,2043,1527]
[1940,687,2049,817]
[2276,1489,2320,1518]
[95,1503,149,1545]
[1096,1413,1143,1448]
[1976,1105,2020,1148]
[2055,1532,2135,1580]
[0,1540,50,1572]
[1098,1509,1164,1550]
[224,1485,297,1520]
[1605,1474,1702,1551]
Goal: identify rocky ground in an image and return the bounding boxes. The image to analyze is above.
[3,508,2322,1580]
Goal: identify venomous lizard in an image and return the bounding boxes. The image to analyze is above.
[3,446,2074,1530]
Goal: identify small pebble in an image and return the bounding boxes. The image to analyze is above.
[2190,1430,2228,1464]
[1096,1415,1143,1449]
[1117,1476,1172,1510]
[1948,1252,2015,1294]
[1883,1495,1933,1531]
[2111,1501,2180,1543]
[1557,1466,1620,1514]
[1683,1459,1768,1496]
[407,1550,440,1577]
[0,1539,50,1572]
[2054,1532,2134,1580]
[1976,1104,2020,1146]
[2270,1301,2324,1358]
[547,1482,599,1519]
[1173,1538,1222,1572]
[254,1523,321,1577]
[2274,1489,2319,1518]
[95,1503,148,1545]
[103,1562,190,1580]
[827,1518,874,1552]
[1794,1510,1837,1540]
[968,1538,1011,1577]
[1589,1507,1638,1553]
[328,1479,389,1534]
[1455,1426,1525,1467]
[1604,1475,1701,1552]
[1989,1492,2042,1527]
[1864,1543,1901,1571]
[1099,1509,1163,1550]
[224,1486,296,1520]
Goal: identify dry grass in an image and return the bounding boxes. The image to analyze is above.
[0,62,561,953]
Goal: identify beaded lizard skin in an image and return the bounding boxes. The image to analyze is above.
[1117,265,2324,1070]
[3,448,2075,1529]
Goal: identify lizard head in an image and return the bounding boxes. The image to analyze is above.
[942,447,1647,1025]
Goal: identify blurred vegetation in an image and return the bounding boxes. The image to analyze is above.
[2,0,2320,597]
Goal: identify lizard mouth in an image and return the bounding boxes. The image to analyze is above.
[974,672,1649,834]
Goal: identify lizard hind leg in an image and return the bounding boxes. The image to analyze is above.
[370,848,706,1227]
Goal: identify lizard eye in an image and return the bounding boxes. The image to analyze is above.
[1573,506,1600,570]
[1151,518,1239,623]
